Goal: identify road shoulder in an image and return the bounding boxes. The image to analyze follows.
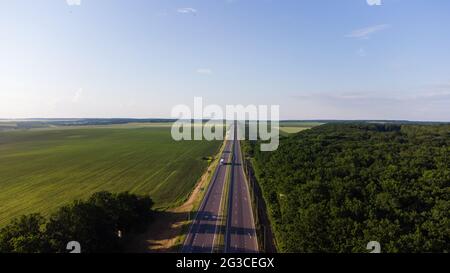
[125,139,227,253]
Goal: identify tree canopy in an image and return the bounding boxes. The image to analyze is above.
[0,191,153,253]
[246,123,449,252]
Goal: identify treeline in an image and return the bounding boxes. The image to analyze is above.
[246,123,449,252]
[0,191,153,253]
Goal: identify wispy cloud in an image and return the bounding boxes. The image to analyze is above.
[66,0,81,6]
[292,92,395,102]
[292,89,450,103]
[177,8,197,15]
[72,88,83,103]
[366,0,382,6]
[357,48,367,57]
[346,24,390,39]
[427,82,450,90]
[289,90,450,121]
[196,68,213,75]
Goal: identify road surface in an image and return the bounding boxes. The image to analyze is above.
[225,123,259,253]
[181,137,232,253]
[182,123,258,253]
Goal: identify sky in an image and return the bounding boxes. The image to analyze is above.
[0,0,450,121]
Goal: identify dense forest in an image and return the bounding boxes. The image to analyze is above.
[0,191,153,253]
[245,123,449,252]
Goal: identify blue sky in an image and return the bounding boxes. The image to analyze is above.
[1,0,449,120]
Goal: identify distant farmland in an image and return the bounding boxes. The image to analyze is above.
[278,121,324,136]
[0,125,221,226]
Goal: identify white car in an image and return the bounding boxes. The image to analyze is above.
[220,158,225,165]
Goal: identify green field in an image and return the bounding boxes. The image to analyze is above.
[278,121,324,136]
[279,121,325,127]
[0,126,221,226]
[279,127,311,135]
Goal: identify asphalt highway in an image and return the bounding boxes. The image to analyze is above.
[181,137,232,253]
[224,124,259,253]
[182,123,258,253]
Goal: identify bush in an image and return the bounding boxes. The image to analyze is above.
[0,214,47,253]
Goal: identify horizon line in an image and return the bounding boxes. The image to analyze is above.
[1,117,450,123]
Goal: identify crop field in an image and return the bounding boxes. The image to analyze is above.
[279,127,311,135]
[279,121,325,127]
[0,121,18,131]
[278,121,324,136]
[0,125,221,226]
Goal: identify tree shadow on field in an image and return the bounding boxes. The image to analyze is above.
[125,210,193,253]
